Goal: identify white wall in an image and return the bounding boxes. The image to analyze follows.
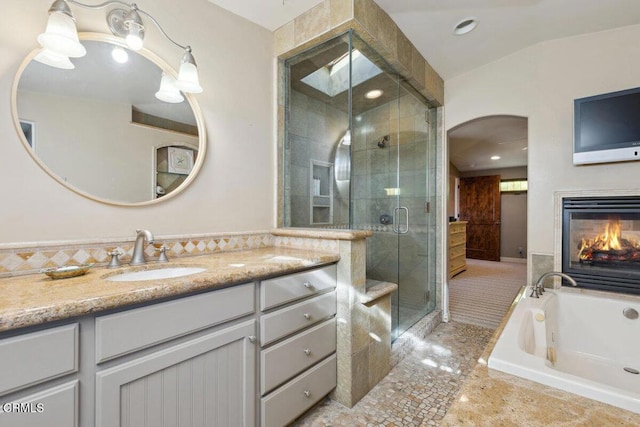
[445,24,640,257]
[0,0,274,243]
[19,91,199,203]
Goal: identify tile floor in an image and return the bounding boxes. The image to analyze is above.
[294,322,494,426]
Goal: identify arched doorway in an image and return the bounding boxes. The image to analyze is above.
[446,115,528,328]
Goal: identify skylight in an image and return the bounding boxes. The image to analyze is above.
[300,49,382,97]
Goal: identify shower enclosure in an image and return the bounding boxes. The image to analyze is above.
[283,31,438,339]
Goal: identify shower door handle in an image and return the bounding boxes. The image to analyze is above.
[393,207,409,234]
[399,206,409,234]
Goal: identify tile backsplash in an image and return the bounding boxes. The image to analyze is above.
[0,232,275,278]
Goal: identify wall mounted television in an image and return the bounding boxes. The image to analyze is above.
[574,87,640,165]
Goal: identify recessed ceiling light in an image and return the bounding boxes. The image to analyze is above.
[491,155,501,160]
[365,89,383,99]
[453,18,478,36]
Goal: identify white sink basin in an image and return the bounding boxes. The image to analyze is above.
[106,267,206,282]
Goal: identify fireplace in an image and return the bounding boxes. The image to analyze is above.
[562,196,640,294]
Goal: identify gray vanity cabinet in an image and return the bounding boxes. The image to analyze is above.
[0,263,338,427]
[0,323,80,427]
[94,283,257,427]
[258,264,338,427]
[95,320,256,427]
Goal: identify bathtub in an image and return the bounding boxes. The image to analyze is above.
[488,286,640,414]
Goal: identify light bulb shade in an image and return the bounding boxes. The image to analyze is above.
[176,50,203,93]
[34,48,75,69]
[125,31,144,51]
[37,11,86,58]
[155,74,184,103]
[124,8,144,50]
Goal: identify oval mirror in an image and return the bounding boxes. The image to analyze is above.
[11,33,206,206]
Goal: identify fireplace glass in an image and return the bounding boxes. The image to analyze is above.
[563,197,640,294]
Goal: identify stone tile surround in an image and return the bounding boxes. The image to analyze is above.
[528,189,640,287]
[0,232,277,278]
[275,0,446,230]
[274,0,444,106]
[0,230,348,278]
[391,309,442,367]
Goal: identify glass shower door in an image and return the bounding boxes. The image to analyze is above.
[395,89,437,337]
[282,31,438,341]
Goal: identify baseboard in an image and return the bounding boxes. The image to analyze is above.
[501,257,527,264]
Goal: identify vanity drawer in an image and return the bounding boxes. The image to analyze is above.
[261,354,336,427]
[260,291,336,346]
[261,318,336,395]
[96,283,254,363]
[260,264,336,311]
[0,324,78,396]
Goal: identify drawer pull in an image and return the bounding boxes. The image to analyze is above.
[303,313,311,320]
[303,349,311,356]
[248,336,256,343]
[303,390,311,398]
[303,281,313,289]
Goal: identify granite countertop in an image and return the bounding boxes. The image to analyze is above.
[271,228,373,240]
[442,288,640,426]
[0,247,339,333]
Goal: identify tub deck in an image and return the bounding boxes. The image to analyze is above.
[441,287,640,426]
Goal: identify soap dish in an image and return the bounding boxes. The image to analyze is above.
[41,264,94,280]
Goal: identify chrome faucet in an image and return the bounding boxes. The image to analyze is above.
[130,229,154,265]
[531,271,577,298]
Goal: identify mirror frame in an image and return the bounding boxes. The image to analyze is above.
[10,32,207,207]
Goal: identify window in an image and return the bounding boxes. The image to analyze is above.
[500,179,528,193]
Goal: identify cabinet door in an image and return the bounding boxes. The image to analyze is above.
[96,320,256,427]
[0,381,78,427]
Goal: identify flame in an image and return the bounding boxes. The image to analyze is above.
[601,220,623,251]
[578,219,639,261]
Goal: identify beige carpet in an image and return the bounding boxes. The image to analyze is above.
[449,258,526,329]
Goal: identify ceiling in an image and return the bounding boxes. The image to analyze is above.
[206,0,640,171]
[208,0,640,80]
[448,116,527,172]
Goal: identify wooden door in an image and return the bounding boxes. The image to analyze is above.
[459,175,501,261]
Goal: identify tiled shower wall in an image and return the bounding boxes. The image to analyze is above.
[286,89,349,227]
[352,93,438,331]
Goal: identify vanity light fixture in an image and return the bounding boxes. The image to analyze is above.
[37,0,203,95]
[37,0,86,58]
